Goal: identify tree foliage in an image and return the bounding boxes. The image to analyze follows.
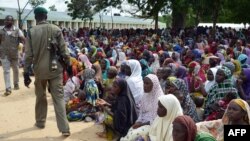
[49,5,57,11]
[65,0,250,30]
[17,0,46,29]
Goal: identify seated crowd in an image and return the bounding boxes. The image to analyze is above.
[43,27,250,141]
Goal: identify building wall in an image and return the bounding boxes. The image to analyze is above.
[0,19,156,30]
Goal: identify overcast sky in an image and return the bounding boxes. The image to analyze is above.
[0,0,68,12]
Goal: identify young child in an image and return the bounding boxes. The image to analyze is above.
[194,96,205,121]
[205,92,237,121]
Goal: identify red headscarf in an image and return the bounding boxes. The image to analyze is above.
[173,115,197,141]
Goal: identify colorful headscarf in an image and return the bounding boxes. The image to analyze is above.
[102,59,111,80]
[140,59,153,78]
[238,54,249,68]
[204,66,238,117]
[195,132,217,141]
[172,79,199,122]
[223,61,235,74]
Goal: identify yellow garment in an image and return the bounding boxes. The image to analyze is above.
[167,76,177,82]
[70,57,78,66]
[232,99,247,111]
[232,59,242,75]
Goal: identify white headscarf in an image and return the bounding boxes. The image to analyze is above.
[150,53,160,73]
[137,74,164,124]
[204,67,218,93]
[149,94,183,141]
[126,60,144,106]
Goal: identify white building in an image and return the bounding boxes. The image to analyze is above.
[0,7,165,30]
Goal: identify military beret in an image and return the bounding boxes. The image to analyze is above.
[34,7,48,15]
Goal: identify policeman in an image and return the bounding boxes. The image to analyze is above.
[23,7,70,136]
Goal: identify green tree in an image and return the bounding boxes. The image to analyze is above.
[225,0,250,25]
[0,8,4,15]
[48,5,57,11]
[126,0,170,30]
[17,0,46,29]
[159,14,172,28]
[66,0,122,29]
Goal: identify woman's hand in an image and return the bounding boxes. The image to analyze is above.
[132,122,143,129]
[96,99,107,106]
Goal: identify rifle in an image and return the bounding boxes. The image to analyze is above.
[49,38,69,71]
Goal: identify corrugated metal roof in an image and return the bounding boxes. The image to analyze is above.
[0,7,165,26]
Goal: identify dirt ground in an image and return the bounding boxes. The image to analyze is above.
[0,67,106,141]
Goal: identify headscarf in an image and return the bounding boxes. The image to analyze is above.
[167,63,178,76]
[149,94,183,141]
[204,66,238,117]
[188,61,206,82]
[140,59,153,78]
[83,68,95,82]
[242,68,250,100]
[102,59,111,80]
[150,53,160,73]
[137,74,164,124]
[126,60,144,107]
[113,78,138,136]
[176,65,187,79]
[90,46,97,57]
[78,54,92,69]
[196,99,250,141]
[204,68,218,93]
[163,58,174,67]
[172,79,200,122]
[83,68,99,106]
[223,61,235,74]
[238,54,249,68]
[232,59,242,75]
[195,132,217,141]
[173,115,197,141]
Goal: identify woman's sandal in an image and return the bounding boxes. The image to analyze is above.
[96,132,107,138]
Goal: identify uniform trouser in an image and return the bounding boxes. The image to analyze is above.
[34,74,70,132]
[0,56,19,90]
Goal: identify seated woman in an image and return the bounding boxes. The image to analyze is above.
[96,78,138,140]
[166,78,199,122]
[124,60,144,110]
[237,68,250,101]
[120,74,164,140]
[196,99,250,141]
[172,115,216,141]
[148,94,183,141]
[204,66,238,118]
[125,94,183,141]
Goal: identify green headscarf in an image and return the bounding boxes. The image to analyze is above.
[195,132,216,141]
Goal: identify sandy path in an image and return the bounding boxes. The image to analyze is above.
[0,67,106,141]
